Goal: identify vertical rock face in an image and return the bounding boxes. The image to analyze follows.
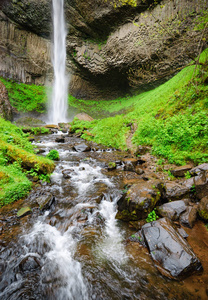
[0,9,52,85]
[67,0,208,99]
[0,80,13,121]
[0,0,208,98]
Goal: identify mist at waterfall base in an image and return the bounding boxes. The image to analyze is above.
[48,0,69,125]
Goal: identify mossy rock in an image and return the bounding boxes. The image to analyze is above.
[116,180,162,221]
[17,206,32,218]
[198,196,208,221]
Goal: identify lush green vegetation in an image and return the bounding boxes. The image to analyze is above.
[1,50,207,167]
[70,49,208,165]
[21,127,50,135]
[46,149,59,161]
[0,77,47,113]
[0,118,55,206]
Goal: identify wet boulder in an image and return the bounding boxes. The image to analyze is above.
[62,169,73,179]
[180,205,198,228]
[157,200,188,221]
[170,164,193,177]
[19,256,41,272]
[73,143,91,152]
[198,196,208,221]
[190,163,208,176]
[164,182,191,201]
[140,218,202,279]
[194,173,208,200]
[122,158,138,172]
[55,136,65,143]
[116,180,162,221]
[36,192,55,211]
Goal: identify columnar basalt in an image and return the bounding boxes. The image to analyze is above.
[0,0,208,98]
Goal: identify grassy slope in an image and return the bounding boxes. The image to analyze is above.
[0,118,55,206]
[1,51,207,166]
[0,78,47,113]
[71,49,208,165]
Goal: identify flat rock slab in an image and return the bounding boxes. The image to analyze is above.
[170,164,193,177]
[157,200,188,221]
[140,218,202,279]
[17,206,32,218]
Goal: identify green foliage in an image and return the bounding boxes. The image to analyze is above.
[22,127,50,135]
[70,48,208,165]
[0,117,55,206]
[81,115,130,149]
[185,171,191,179]
[0,162,32,207]
[0,77,47,113]
[146,209,159,223]
[46,149,59,161]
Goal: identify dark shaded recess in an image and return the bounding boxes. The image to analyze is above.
[1,0,52,38]
[73,64,129,100]
[68,0,163,41]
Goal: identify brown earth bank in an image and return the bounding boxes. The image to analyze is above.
[0,0,208,98]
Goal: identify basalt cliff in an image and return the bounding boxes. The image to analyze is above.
[0,0,207,99]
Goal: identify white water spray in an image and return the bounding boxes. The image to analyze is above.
[49,0,68,124]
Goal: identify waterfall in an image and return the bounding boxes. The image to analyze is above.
[49,0,68,124]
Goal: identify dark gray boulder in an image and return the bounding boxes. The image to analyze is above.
[164,182,191,201]
[73,143,91,152]
[157,200,188,221]
[36,192,55,211]
[140,218,202,279]
[62,169,73,179]
[122,158,138,172]
[190,163,208,176]
[179,205,198,228]
[55,136,65,143]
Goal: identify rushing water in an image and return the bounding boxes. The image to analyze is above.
[0,132,204,300]
[49,0,68,124]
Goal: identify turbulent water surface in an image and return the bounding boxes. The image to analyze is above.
[0,132,205,300]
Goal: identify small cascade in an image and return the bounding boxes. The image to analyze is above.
[23,216,89,300]
[49,0,69,124]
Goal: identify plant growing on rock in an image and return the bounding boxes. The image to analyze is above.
[146,209,159,223]
[46,149,59,161]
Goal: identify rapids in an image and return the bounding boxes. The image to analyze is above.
[0,132,207,300]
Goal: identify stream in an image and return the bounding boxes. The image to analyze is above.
[0,131,207,300]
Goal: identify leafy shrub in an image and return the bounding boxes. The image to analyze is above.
[146,209,159,223]
[46,149,59,161]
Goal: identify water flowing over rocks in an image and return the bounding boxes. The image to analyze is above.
[1,131,208,298]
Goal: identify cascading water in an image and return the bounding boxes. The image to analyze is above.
[49,0,68,124]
